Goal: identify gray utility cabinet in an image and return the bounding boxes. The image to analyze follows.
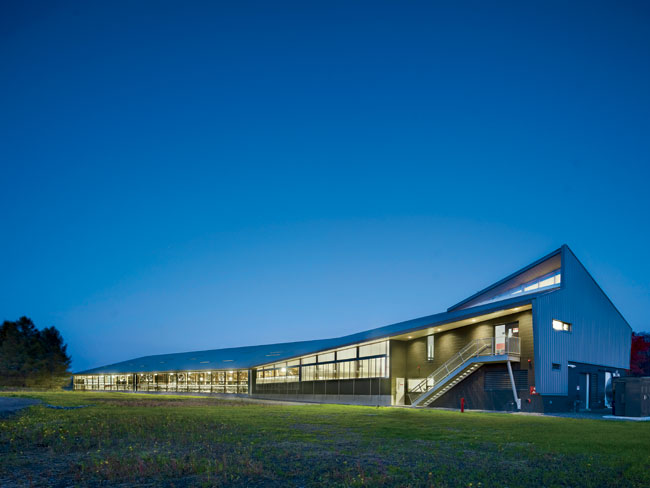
[613,377,650,417]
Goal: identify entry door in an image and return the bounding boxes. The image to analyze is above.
[395,377,405,405]
[495,325,506,354]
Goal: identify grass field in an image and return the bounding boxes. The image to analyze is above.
[1,392,649,487]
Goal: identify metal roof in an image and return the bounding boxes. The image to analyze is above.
[76,289,557,375]
[447,246,563,312]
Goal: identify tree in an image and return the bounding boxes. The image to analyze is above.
[0,317,72,388]
[630,332,650,377]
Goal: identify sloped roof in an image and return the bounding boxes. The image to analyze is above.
[447,246,563,312]
[76,289,557,375]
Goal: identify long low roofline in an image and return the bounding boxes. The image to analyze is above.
[76,289,554,375]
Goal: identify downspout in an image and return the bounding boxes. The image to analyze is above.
[506,361,522,410]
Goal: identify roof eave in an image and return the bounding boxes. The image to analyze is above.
[446,246,563,312]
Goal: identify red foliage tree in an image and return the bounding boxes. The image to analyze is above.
[630,332,650,377]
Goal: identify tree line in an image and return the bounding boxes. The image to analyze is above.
[0,317,71,388]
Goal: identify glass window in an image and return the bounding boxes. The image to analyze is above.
[524,282,539,292]
[337,360,356,379]
[318,363,336,380]
[301,356,316,365]
[287,366,299,381]
[357,359,367,378]
[552,319,572,332]
[538,276,555,288]
[359,341,387,358]
[302,365,316,381]
[337,347,357,360]
[337,361,348,380]
[427,335,434,361]
[473,269,561,306]
[318,352,335,363]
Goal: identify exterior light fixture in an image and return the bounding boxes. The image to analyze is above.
[408,336,412,339]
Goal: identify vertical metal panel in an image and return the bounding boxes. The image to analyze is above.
[534,246,632,396]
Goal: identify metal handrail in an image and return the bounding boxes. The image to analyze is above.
[409,336,520,395]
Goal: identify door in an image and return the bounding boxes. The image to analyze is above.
[494,325,506,354]
[604,372,613,407]
[395,377,405,405]
[642,382,650,417]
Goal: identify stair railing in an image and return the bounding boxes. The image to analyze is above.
[409,336,520,397]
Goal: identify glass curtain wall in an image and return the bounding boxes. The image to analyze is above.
[73,370,249,394]
[256,340,389,384]
[74,340,391,394]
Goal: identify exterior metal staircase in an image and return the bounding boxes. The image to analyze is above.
[408,337,519,407]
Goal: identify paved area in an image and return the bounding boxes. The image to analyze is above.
[0,397,41,417]
[543,410,615,420]
[430,406,641,420]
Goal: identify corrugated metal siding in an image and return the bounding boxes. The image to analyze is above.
[534,246,631,395]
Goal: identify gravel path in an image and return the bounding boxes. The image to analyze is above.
[0,397,41,417]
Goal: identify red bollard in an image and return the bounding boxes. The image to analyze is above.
[461,397,465,413]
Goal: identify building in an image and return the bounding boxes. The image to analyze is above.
[74,245,631,412]
[612,377,650,417]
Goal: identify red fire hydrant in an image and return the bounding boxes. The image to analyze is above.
[461,397,465,413]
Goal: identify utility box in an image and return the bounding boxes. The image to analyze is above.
[612,377,650,417]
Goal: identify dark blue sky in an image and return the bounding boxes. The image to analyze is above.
[2,1,649,371]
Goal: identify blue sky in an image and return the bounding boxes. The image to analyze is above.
[1,1,649,371]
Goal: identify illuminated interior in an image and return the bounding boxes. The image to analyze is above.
[73,369,249,393]
[472,270,561,307]
[255,340,389,384]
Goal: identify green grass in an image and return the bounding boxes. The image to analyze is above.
[1,391,649,487]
